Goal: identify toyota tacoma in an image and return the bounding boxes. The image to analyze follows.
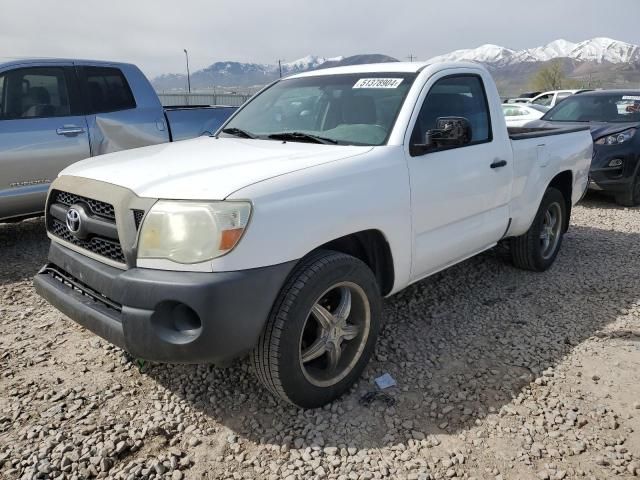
[35,61,593,408]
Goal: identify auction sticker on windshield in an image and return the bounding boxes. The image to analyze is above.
[622,96,640,101]
[353,78,404,89]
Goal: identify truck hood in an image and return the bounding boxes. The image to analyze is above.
[527,119,640,141]
[61,137,372,200]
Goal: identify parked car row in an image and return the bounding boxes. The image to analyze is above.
[0,59,237,222]
[504,87,640,206]
[528,90,640,206]
[505,89,592,107]
[0,56,636,408]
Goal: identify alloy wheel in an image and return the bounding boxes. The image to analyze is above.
[540,201,563,260]
[298,282,370,388]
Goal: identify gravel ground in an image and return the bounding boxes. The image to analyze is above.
[1,192,639,480]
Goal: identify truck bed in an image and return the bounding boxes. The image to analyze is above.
[508,126,591,140]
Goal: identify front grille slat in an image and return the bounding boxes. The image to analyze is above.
[54,190,115,220]
[50,220,126,264]
[47,190,126,265]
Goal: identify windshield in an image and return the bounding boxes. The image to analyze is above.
[542,93,640,123]
[220,73,417,146]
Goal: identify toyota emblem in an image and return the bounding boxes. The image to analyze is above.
[66,208,81,234]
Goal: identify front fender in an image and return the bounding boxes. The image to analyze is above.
[212,147,413,293]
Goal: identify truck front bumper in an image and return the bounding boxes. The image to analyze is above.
[34,242,296,364]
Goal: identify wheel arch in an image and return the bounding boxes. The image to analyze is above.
[548,170,573,232]
[311,229,395,296]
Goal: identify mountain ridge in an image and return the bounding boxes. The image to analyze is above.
[151,38,640,93]
[152,54,397,91]
[427,37,640,66]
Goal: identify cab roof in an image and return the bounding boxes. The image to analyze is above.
[0,58,135,69]
[287,61,484,79]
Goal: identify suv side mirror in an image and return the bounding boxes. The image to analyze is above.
[412,117,473,155]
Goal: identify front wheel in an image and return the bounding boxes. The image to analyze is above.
[252,250,381,408]
[510,187,567,272]
[614,169,640,207]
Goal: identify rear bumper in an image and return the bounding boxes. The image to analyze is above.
[34,242,296,364]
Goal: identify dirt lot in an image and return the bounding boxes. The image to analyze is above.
[1,193,639,480]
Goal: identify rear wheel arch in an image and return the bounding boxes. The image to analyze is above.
[548,170,573,232]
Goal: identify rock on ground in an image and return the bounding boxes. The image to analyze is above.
[1,192,639,479]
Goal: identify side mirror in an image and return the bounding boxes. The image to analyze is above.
[413,117,473,154]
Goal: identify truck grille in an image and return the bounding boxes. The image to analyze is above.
[49,219,126,263]
[54,190,116,220]
[47,190,126,265]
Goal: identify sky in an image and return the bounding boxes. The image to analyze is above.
[1,0,639,79]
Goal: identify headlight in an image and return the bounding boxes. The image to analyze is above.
[595,128,636,145]
[137,201,251,264]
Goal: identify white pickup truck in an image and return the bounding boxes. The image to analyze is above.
[35,62,593,408]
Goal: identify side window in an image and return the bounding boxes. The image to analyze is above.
[412,75,491,147]
[0,67,71,120]
[533,94,553,106]
[83,67,136,114]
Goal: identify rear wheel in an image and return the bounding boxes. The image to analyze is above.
[510,187,567,271]
[614,169,640,207]
[252,250,381,408]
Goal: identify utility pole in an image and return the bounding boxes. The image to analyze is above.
[406,54,417,62]
[183,49,192,93]
[277,59,284,78]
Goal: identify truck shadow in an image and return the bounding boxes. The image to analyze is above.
[146,223,640,450]
[0,218,47,285]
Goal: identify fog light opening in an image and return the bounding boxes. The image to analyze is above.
[608,158,624,168]
[151,301,203,344]
[173,303,202,335]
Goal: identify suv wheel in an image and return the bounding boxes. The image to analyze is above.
[252,250,381,408]
[615,169,640,207]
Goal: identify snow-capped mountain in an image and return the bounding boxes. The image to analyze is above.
[281,55,344,71]
[428,44,516,65]
[569,37,639,63]
[152,54,395,90]
[151,38,640,92]
[428,37,640,66]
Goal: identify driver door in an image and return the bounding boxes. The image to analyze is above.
[0,65,89,220]
[406,72,512,281]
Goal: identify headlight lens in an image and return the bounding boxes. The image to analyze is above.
[595,128,636,145]
[137,201,251,264]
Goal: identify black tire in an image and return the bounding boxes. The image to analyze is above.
[252,250,381,408]
[510,187,567,272]
[614,169,640,207]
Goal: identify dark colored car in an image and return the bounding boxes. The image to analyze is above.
[528,90,640,206]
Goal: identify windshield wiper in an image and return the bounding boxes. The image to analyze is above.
[219,127,256,139]
[268,132,338,145]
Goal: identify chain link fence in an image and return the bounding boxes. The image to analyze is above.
[156,93,253,107]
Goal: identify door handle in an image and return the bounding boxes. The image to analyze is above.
[490,159,508,169]
[56,126,85,136]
